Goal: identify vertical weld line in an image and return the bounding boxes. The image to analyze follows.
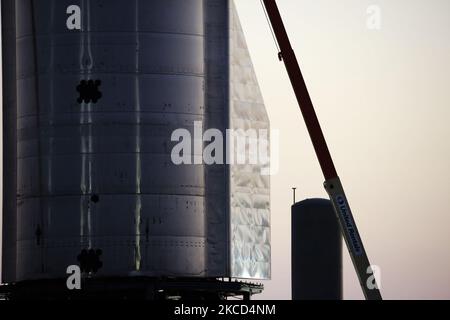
[30,0,46,273]
[134,0,142,272]
[226,0,232,278]
[79,0,86,245]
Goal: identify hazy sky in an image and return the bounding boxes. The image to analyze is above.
[2,0,450,300]
[233,0,450,299]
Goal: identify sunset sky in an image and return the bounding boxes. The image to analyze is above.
[233,0,450,299]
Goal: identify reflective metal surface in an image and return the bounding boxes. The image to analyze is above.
[229,1,271,279]
[4,0,270,282]
[2,0,18,283]
[204,0,271,279]
[15,0,206,281]
[204,0,230,277]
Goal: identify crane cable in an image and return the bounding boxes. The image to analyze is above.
[259,0,282,58]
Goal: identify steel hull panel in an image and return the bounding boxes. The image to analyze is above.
[3,0,271,282]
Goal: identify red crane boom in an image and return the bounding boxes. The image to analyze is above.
[262,0,382,300]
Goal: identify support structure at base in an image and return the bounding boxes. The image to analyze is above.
[0,278,263,301]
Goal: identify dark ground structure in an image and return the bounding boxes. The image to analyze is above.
[0,278,263,300]
[292,199,342,300]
